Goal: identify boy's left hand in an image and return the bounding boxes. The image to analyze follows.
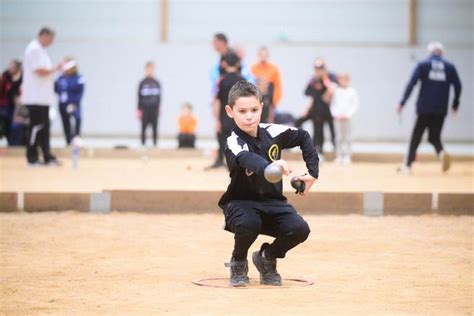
[293,174,317,196]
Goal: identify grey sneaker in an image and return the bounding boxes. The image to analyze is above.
[224,258,249,287]
[252,248,282,286]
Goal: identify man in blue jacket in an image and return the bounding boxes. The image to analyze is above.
[397,42,462,174]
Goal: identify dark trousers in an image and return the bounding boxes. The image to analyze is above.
[295,109,335,154]
[0,105,14,145]
[178,133,195,148]
[10,122,28,146]
[26,105,55,163]
[406,113,446,166]
[59,106,81,145]
[223,200,311,260]
[141,106,158,146]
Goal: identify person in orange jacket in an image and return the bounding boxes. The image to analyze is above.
[177,102,198,148]
[251,47,282,122]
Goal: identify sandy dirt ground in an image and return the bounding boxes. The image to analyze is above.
[0,212,472,315]
[0,156,473,193]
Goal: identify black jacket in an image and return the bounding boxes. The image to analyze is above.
[219,123,319,207]
[138,77,161,109]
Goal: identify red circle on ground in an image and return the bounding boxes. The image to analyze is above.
[192,277,314,289]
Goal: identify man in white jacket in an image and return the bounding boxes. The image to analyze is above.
[22,27,61,165]
[329,73,359,164]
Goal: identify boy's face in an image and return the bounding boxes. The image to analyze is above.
[225,96,262,137]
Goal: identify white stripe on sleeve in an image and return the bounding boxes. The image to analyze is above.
[260,123,297,138]
[227,132,249,155]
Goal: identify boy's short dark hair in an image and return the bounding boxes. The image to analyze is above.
[214,33,228,44]
[223,51,240,68]
[145,61,154,68]
[39,27,55,37]
[228,81,262,107]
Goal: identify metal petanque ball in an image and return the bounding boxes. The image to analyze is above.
[264,164,282,183]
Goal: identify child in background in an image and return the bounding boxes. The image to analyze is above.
[137,61,161,147]
[54,58,85,146]
[0,60,22,146]
[330,73,359,164]
[207,51,244,169]
[177,102,198,148]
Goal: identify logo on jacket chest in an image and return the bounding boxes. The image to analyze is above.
[268,144,280,162]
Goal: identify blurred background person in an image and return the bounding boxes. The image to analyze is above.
[0,59,22,146]
[296,58,337,158]
[330,73,359,165]
[9,96,29,146]
[22,27,61,165]
[54,58,85,146]
[397,42,462,174]
[177,102,198,149]
[137,61,161,148]
[234,45,255,84]
[210,33,231,97]
[251,46,282,122]
[256,77,274,123]
[206,51,243,170]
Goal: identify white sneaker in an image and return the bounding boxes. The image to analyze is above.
[335,156,343,164]
[342,156,352,165]
[440,151,451,172]
[397,164,412,175]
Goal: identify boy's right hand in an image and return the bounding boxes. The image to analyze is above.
[272,159,292,176]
